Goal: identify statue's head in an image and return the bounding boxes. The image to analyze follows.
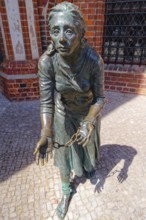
[48,1,86,57]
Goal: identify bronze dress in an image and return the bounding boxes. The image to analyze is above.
[38,46,105,177]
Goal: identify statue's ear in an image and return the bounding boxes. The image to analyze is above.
[81,38,88,48]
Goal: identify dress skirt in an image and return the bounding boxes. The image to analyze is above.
[54,109,101,177]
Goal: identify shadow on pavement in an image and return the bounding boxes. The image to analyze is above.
[71,144,137,194]
[91,144,137,192]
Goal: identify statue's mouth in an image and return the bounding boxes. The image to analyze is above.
[58,47,69,52]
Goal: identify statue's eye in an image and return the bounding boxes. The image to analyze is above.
[66,29,73,35]
[53,29,60,36]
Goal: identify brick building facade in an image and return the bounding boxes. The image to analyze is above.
[0,0,146,101]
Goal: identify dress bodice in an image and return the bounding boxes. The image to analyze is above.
[52,48,95,114]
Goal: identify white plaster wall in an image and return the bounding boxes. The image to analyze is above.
[0,14,8,59]
[5,0,26,61]
[25,0,39,59]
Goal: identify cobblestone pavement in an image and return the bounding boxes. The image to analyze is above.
[0,91,146,220]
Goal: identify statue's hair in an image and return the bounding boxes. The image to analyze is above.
[48,1,86,37]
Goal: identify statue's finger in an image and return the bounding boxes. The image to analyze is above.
[78,137,86,145]
[82,128,93,147]
[33,143,41,155]
[38,152,44,166]
[45,152,49,163]
[82,137,89,147]
[88,128,93,137]
[76,135,83,142]
[35,153,40,165]
[33,147,38,155]
[82,130,92,147]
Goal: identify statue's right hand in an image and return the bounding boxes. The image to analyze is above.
[33,136,53,165]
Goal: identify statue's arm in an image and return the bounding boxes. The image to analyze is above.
[83,55,106,124]
[38,55,55,137]
[76,55,105,147]
[33,54,55,164]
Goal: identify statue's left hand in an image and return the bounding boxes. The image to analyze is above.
[33,136,53,165]
[77,122,94,147]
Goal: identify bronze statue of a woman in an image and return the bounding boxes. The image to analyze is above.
[34,2,105,219]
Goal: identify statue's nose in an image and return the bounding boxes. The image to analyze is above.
[59,35,67,44]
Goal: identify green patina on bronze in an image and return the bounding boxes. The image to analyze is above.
[34,2,105,219]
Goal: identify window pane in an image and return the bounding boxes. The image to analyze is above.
[103,0,146,65]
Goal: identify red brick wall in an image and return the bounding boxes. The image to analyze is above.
[37,0,55,51]
[18,0,32,60]
[105,65,146,95]
[0,27,5,63]
[0,60,39,100]
[72,0,105,54]
[0,76,39,101]
[0,0,14,60]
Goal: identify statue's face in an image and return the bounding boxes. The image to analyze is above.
[50,12,81,57]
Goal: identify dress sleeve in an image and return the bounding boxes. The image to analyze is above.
[91,55,106,107]
[38,54,55,115]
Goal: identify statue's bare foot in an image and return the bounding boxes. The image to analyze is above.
[56,194,71,220]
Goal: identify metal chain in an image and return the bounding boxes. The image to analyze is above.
[65,127,81,147]
[53,127,81,149]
